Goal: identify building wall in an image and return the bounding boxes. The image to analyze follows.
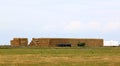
[78,39,103,47]
[49,39,70,47]
[20,38,28,46]
[10,38,28,46]
[29,38,50,47]
[10,40,14,46]
[11,38,20,46]
[29,38,103,47]
[49,39,103,47]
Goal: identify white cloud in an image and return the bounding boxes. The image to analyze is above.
[63,21,102,32]
[1,21,119,33]
[104,22,120,32]
[86,21,101,30]
[38,21,120,33]
[65,21,82,31]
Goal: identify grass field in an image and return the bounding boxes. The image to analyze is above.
[0,47,120,66]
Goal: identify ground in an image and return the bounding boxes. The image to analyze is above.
[0,47,120,66]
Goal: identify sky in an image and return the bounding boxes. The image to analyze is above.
[0,0,120,45]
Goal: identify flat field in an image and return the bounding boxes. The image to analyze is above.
[0,47,120,66]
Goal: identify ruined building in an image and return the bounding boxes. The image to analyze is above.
[10,38,103,47]
[10,38,28,46]
[29,38,103,47]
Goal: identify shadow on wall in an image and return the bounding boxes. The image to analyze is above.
[57,43,71,47]
[77,42,86,47]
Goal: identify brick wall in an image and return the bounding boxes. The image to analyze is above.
[29,38,103,47]
[10,38,28,46]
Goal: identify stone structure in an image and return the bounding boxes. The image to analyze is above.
[10,38,28,46]
[29,38,103,47]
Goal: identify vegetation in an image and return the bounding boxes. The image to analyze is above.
[0,47,120,66]
[77,42,86,47]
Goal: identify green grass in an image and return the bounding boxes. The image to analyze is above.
[0,47,120,66]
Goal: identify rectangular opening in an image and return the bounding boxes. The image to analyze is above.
[57,44,71,47]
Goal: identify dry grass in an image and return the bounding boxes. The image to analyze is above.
[0,54,120,64]
[0,47,120,66]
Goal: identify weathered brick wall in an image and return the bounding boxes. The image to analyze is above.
[10,38,28,46]
[29,38,103,47]
[29,38,50,47]
[50,39,70,47]
[20,38,28,46]
[10,40,14,46]
[82,39,103,47]
[10,38,20,46]
[50,38,103,47]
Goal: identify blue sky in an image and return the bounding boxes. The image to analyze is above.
[0,0,120,45]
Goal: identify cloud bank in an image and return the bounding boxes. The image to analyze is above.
[41,21,120,33]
